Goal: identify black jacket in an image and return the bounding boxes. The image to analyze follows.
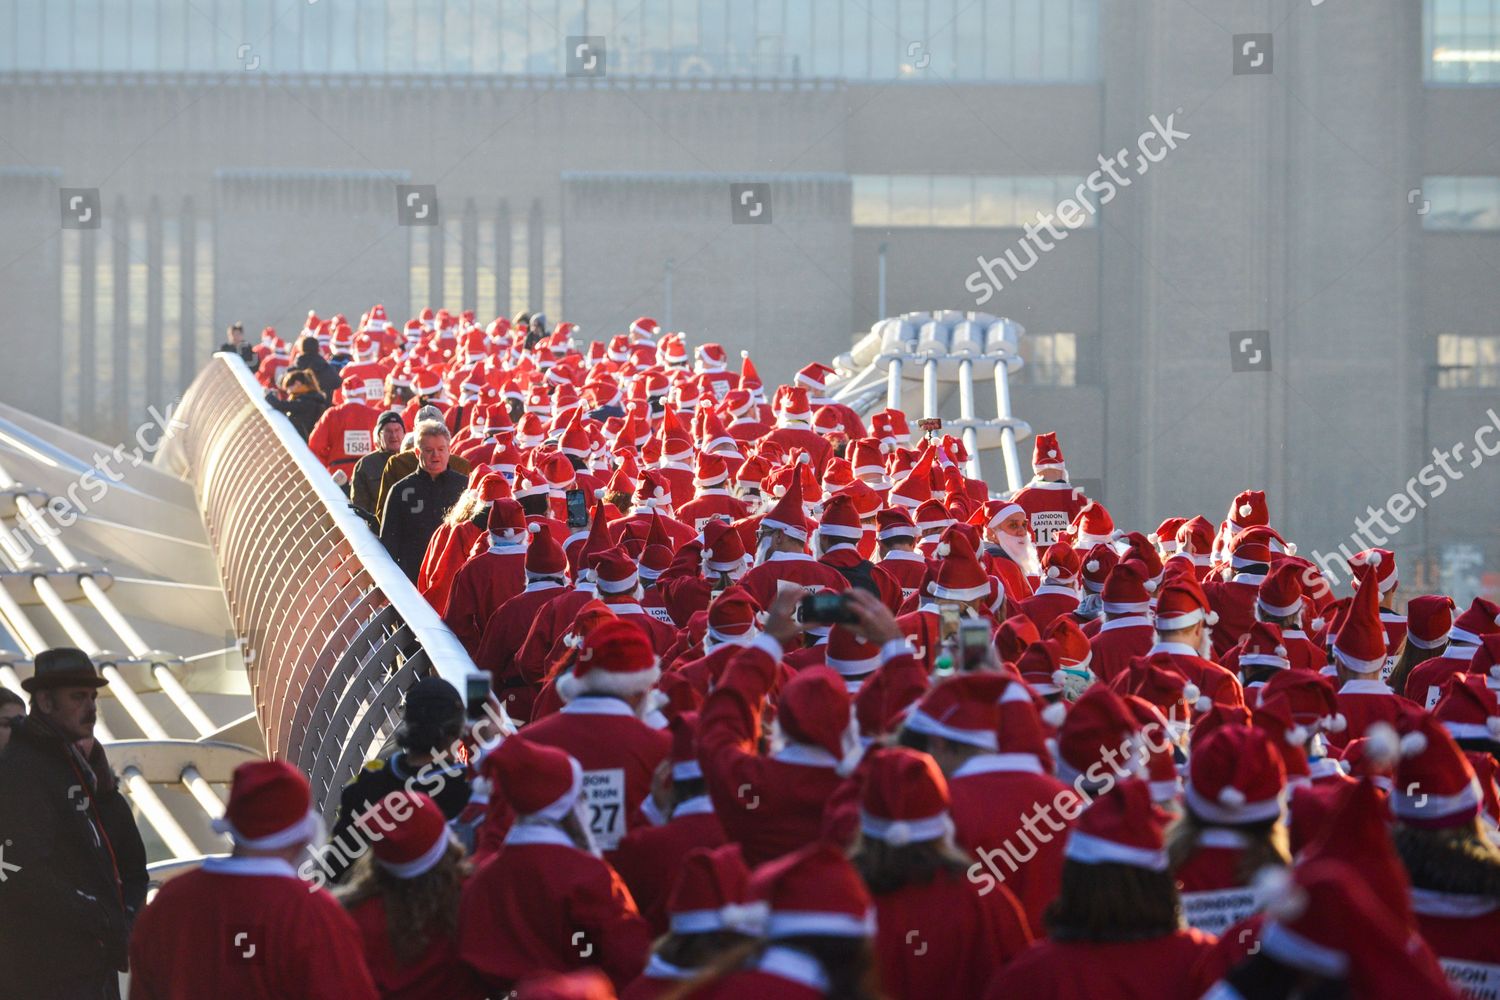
[379,466,466,581]
[215,342,259,373]
[350,448,399,516]
[0,716,146,992]
[289,350,341,395]
[265,389,329,441]
[319,751,471,884]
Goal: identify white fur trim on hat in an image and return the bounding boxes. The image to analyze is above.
[1064,829,1168,871]
[212,810,320,852]
[859,810,951,846]
[375,827,452,880]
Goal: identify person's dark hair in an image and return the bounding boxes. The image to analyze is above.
[1387,637,1436,701]
[603,491,632,515]
[339,840,469,965]
[566,454,587,472]
[655,930,755,972]
[1166,809,1290,885]
[505,398,524,422]
[296,333,320,356]
[896,727,931,753]
[671,775,709,810]
[0,687,23,711]
[1394,817,1500,898]
[517,493,549,517]
[1220,952,1351,1000]
[281,369,314,392]
[849,835,971,895]
[1044,858,1183,942]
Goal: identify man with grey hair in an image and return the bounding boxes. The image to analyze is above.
[373,404,472,524]
[379,419,466,581]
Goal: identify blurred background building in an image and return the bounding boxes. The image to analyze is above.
[1,0,1498,599]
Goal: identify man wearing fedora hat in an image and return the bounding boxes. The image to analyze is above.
[0,647,146,1000]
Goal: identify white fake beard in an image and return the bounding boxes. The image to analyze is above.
[754,535,776,566]
[998,532,1041,577]
[1198,628,1213,660]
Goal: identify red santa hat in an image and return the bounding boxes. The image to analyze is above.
[777,666,861,774]
[1064,779,1171,870]
[778,385,813,424]
[1154,517,1187,554]
[886,449,934,508]
[849,438,891,483]
[1109,655,1197,720]
[1056,686,1139,786]
[695,342,728,371]
[1069,500,1117,549]
[794,362,836,395]
[749,843,875,942]
[1031,430,1066,472]
[914,499,953,538]
[1151,574,1215,631]
[363,790,451,879]
[556,618,660,701]
[702,521,748,575]
[1079,543,1118,594]
[693,451,730,489]
[1175,514,1216,554]
[993,616,1039,666]
[486,497,527,542]
[1434,673,1500,743]
[591,546,641,596]
[1100,559,1153,615]
[824,625,882,681]
[1185,724,1287,824]
[737,352,763,393]
[1384,711,1483,827]
[1470,633,1500,683]
[1039,541,1081,584]
[1239,621,1290,672]
[1046,617,1093,673]
[735,453,771,491]
[1226,489,1268,531]
[667,844,763,936]
[1122,697,1182,803]
[634,469,675,511]
[1227,526,1276,568]
[1015,639,1065,698]
[1257,561,1305,619]
[630,316,660,340]
[1332,568,1387,675]
[1261,669,1344,734]
[525,522,568,577]
[926,531,991,603]
[1405,594,1456,650]
[1347,548,1397,594]
[903,673,1006,751]
[488,736,584,820]
[212,760,320,850]
[758,471,809,543]
[874,507,918,542]
[1251,694,1311,781]
[706,586,759,644]
[1448,596,1500,647]
[858,747,954,846]
[818,493,863,543]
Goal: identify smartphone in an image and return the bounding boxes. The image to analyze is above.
[917,417,942,434]
[464,672,492,721]
[957,620,993,672]
[565,488,589,528]
[799,592,859,625]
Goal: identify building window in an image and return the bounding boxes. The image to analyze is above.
[1435,334,1500,387]
[1018,332,1078,386]
[1426,0,1500,84]
[1422,176,1500,230]
[853,175,1093,228]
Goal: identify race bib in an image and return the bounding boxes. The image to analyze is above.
[343,429,373,455]
[646,606,674,625]
[364,378,385,399]
[1180,887,1258,936]
[1031,510,1068,545]
[581,768,627,851]
[1442,959,1500,1000]
[1380,654,1397,683]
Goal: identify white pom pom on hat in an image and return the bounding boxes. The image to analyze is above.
[1363,722,1399,766]
[1218,786,1247,808]
[1400,731,1428,758]
[1183,683,1201,704]
[1206,611,1220,626]
[1367,550,1382,567]
[1196,696,1213,713]
[1254,865,1307,922]
[1041,701,1068,728]
[1239,503,1253,517]
[1086,560,1100,573]
[528,522,541,534]
[1046,566,1061,580]
[936,542,951,557]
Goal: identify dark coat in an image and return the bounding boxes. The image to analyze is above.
[215,342,259,373]
[319,751,471,884]
[289,349,341,395]
[0,716,146,994]
[350,447,399,516]
[379,466,466,581]
[266,389,329,440]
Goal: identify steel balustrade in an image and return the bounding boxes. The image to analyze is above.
[158,354,510,819]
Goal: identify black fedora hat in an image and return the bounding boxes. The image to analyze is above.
[22,647,109,693]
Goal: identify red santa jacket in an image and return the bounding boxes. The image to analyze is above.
[1141,642,1246,709]
[418,519,484,618]
[521,696,672,850]
[1204,574,1263,659]
[473,580,567,721]
[128,855,379,1000]
[655,462,697,510]
[443,540,526,656]
[1406,647,1475,708]
[697,634,849,867]
[596,596,682,655]
[457,824,651,991]
[873,860,1033,1000]
[984,930,1217,1000]
[1087,616,1156,683]
[981,547,1035,602]
[346,892,486,1000]
[1011,480,1089,545]
[690,945,836,999]
[950,753,1077,937]
[339,359,393,403]
[1330,678,1405,748]
[726,416,771,443]
[895,604,944,674]
[1018,583,1082,634]
[308,400,379,473]
[876,550,929,603]
[512,587,601,690]
[763,426,832,472]
[1173,829,1260,936]
[676,489,748,530]
[819,546,904,614]
[739,552,853,612]
[609,796,727,937]
[1411,886,1500,994]
[610,510,697,551]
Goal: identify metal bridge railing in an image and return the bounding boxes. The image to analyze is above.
[157,354,504,817]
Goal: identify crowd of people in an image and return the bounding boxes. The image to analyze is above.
[5,304,1499,998]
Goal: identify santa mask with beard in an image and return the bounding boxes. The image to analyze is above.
[996,530,1041,578]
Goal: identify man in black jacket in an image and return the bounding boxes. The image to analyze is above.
[0,648,147,1000]
[379,419,465,581]
[214,322,259,373]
